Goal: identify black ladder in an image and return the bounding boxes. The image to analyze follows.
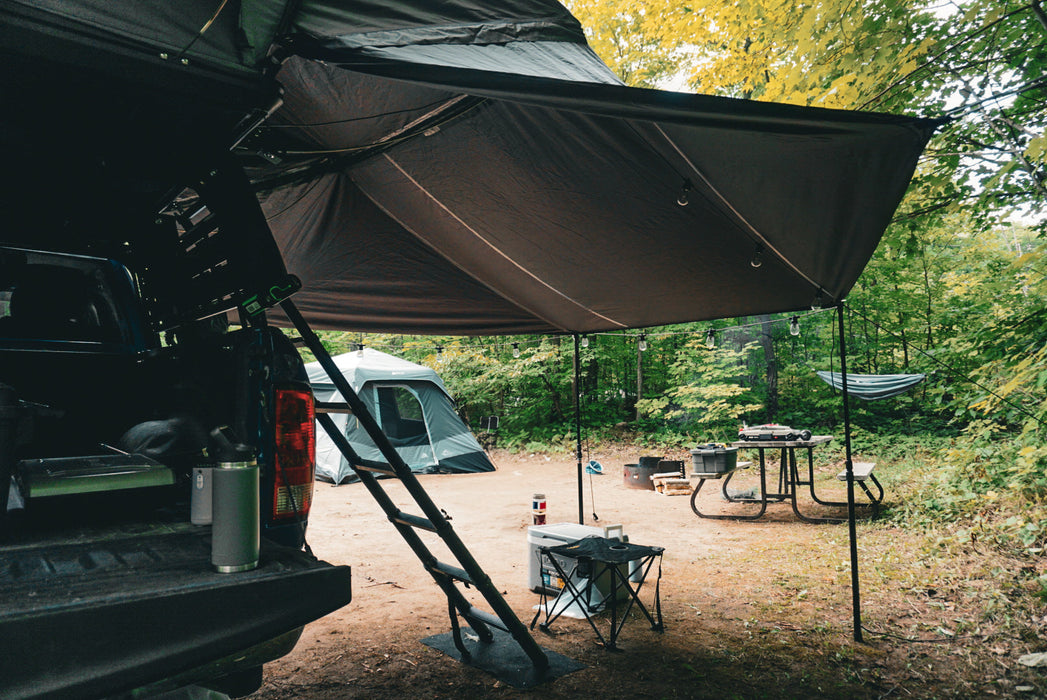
[282,300,549,673]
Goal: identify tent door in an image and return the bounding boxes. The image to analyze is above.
[373,384,438,467]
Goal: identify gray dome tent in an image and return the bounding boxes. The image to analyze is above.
[306,348,494,484]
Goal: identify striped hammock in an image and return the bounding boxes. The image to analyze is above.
[816,371,926,401]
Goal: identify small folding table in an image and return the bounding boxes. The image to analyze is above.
[530,536,664,649]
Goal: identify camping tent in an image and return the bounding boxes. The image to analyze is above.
[305,348,494,483]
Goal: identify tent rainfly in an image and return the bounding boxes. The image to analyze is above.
[305,348,494,483]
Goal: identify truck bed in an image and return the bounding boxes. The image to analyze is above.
[0,524,351,699]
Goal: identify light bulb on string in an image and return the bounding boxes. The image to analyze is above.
[789,317,800,336]
[580,334,589,348]
[677,179,692,207]
[435,345,444,362]
[750,244,763,268]
[512,342,520,358]
[355,343,365,356]
[638,333,648,352]
[811,289,826,311]
[706,329,716,349]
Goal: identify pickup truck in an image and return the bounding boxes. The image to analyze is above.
[0,243,351,699]
[1,2,355,696]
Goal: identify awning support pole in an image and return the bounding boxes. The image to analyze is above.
[574,333,584,525]
[837,301,863,643]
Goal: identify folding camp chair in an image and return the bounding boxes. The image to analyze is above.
[478,415,499,450]
[530,536,664,649]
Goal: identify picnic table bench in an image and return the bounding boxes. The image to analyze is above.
[836,461,883,509]
[689,437,882,522]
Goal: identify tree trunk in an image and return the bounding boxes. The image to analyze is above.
[758,314,778,422]
[899,325,910,370]
[862,298,873,372]
[539,374,563,423]
[923,256,934,349]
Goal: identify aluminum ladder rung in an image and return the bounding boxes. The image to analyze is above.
[178,213,220,250]
[428,560,473,584]
[463,606,510,633]
[352,458,397,476]
[394,512,438,532]
[315,401,353,415]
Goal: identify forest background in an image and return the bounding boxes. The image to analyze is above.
[300,0,1047,555]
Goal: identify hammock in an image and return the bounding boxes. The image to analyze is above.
[816,371,926,401]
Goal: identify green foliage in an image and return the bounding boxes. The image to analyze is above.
[875,419,1047,553]
[637,338,763,439]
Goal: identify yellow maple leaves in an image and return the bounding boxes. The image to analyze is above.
[568,0,938,110]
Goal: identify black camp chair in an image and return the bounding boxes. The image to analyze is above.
[478,416,499,450]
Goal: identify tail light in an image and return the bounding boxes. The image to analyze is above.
[272,386,315,521]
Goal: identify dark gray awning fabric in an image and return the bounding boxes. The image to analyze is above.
[259,47,941,333]
[2,0,943,336]
[816,371,927,401]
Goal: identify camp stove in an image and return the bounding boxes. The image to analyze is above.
[737,424,812,442]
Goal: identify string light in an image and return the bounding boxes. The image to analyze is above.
[677,179,692,207]
[789,316,801,336]
[638,333,648,351]
[811,289,826,311]
[355,342,365,356]
[706,329,716,349]
[750,244,764,269]
[308,310,831,357]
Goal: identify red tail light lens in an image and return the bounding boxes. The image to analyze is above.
[273,387,315,521]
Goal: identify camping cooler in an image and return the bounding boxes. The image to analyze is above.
[689,445,738,474]
[527,522,637,606]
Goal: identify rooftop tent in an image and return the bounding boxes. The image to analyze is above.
[259,48,943,334]
[3,0,942,334]
[252,2,944,334]
[305,348,494,483]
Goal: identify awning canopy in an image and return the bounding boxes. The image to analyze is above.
[2,0,943,335]
[259,15,942,334]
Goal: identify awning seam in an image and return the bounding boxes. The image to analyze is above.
[381,153,628,329]
[652,124,822,293]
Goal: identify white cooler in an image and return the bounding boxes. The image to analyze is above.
[527,522,626,594]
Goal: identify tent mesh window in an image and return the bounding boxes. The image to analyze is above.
[377,386,430,447]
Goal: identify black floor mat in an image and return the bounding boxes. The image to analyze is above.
[422,627,584,688]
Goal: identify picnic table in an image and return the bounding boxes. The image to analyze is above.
[689,436,882,523]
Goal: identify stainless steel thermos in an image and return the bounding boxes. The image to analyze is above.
[209,434,259,573]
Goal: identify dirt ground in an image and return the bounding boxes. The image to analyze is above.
[256,446,1047,699]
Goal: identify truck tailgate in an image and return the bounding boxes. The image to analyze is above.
[0,528,350,699]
